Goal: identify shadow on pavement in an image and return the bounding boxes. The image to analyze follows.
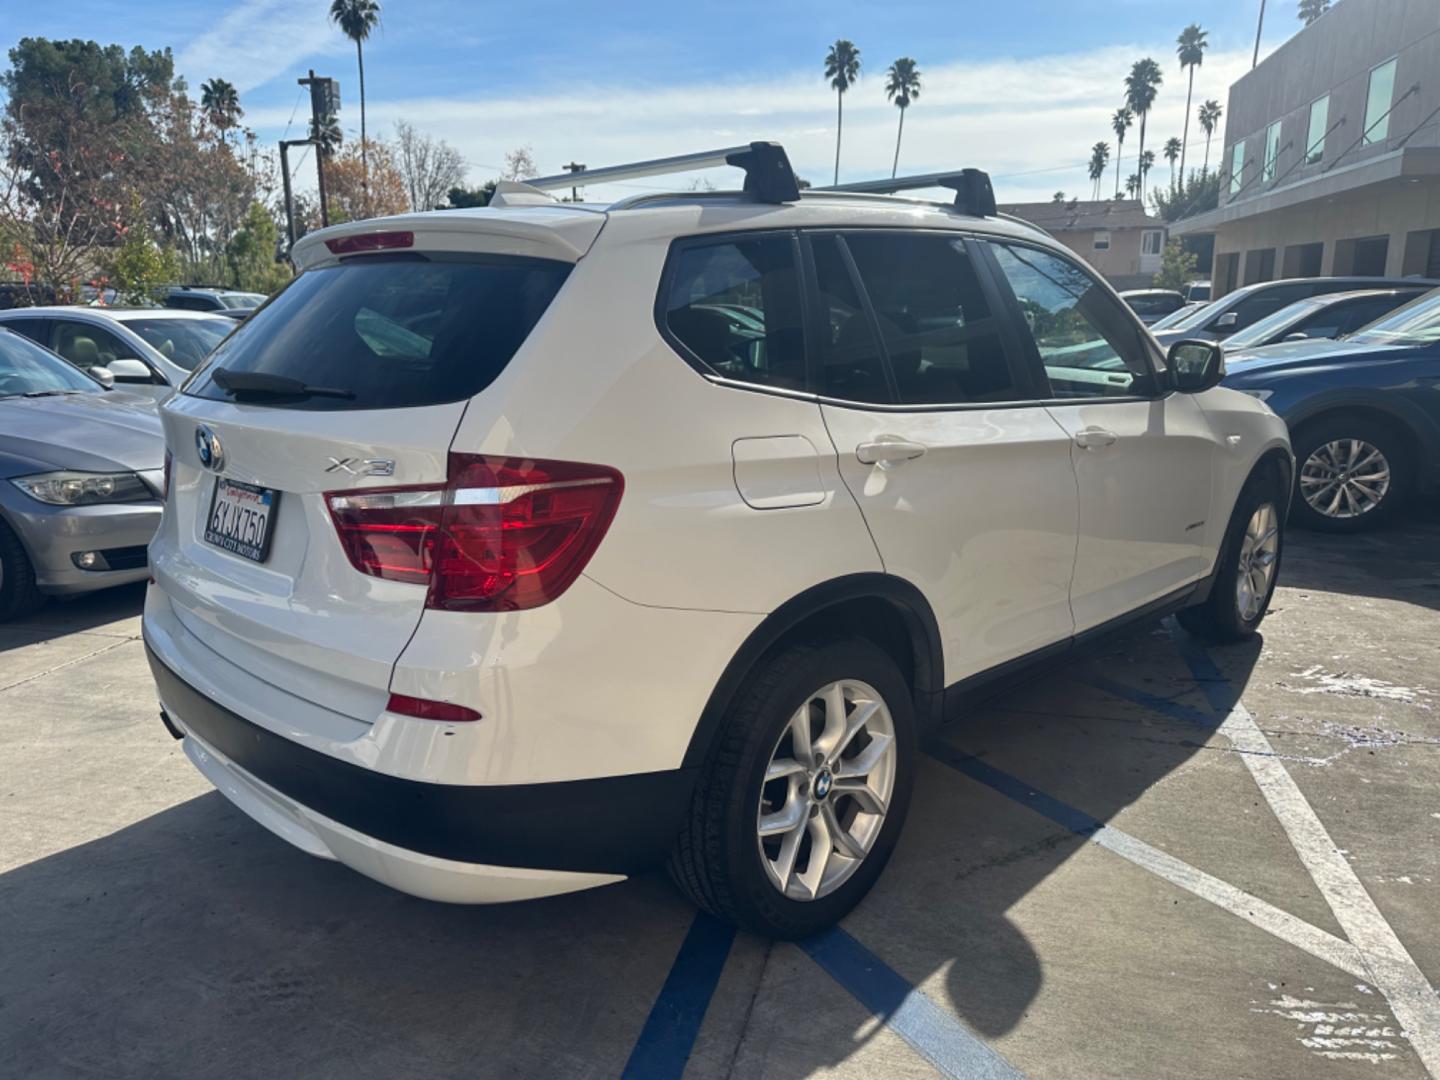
[1276,508,1440,613]
[0,581,146,652]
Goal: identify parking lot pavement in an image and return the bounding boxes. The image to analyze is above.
[2,512,1437,1080]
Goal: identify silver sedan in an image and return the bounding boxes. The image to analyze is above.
[0,329,165,620]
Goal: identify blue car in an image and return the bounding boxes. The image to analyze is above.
[1222,288,1440,532]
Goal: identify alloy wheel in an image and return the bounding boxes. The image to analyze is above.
[1300,439,1390,519]
[1236,502,1280,622]
[756,679,897,901]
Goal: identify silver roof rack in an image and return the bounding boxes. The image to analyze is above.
[813,169,997,218]
[524,142,800,204]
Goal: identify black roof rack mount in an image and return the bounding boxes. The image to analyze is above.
[525,141,800,204]
[814,169,997,218]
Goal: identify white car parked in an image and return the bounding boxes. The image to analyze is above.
[142,144,1291,938]
[0,307,234,402]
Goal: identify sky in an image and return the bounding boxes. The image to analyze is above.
[4,0,1311,204]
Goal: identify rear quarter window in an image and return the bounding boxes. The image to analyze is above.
[186,255,570,410]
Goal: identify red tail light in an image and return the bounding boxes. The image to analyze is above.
[386,692,481,723]
[325,454,623,611]
[324,231,414,255]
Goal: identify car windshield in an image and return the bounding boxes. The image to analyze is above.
[1223,298,1324,348]
[1346,289,1440,347]
[0,330,102,396]
[122,316,233,370]
[1148,303,1200,331]
[221,292,267,309]
[1161,291,1234,331]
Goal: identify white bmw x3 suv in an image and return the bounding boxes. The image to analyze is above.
[144,144,1291,938]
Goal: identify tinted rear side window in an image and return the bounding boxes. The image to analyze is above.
[661,236,806,391]
[187,256,570,410]
[844,232,1018,405]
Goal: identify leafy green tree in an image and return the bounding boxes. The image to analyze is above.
[329,0,381,209]
[1298,0,1330,25]
[445,180,497,208]
[1111,107,1132,197]
[108,213,180,305]
[884,57,921,179]
[225,201,289,293]
[1199,100,1223,174]
[1124,58,1163,191]
[824,40,861,185]
[1150,169,1220,222]
[1154,239,1198,291]
[1175,24,1207,182]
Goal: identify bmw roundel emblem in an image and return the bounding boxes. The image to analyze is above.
[195,425,225,473]
[813,768,833,801]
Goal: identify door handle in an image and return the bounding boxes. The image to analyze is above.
[856,437,927,468]
[1073,427,1118,450]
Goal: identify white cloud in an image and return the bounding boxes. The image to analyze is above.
[249,41,1249,204]
[176,0,347,95]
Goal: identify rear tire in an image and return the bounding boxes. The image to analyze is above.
[1289,416,1411,533]
[668,638,916,939]
[1178,476,1283,643]
[0,518,45,622]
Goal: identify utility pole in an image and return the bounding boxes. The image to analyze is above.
[1253,0,1266,68]
[298,69,341,226]
[563,161,586,203]
[279,137,323,254]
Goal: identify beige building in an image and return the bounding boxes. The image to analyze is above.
[999,200,1167,290]
[1171,0,1440,296]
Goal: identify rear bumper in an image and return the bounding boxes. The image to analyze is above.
[146,641,697,898]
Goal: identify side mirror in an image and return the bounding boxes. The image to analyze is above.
[1169,339,1226,393]
[88,365,115,389]
[1215,311,1239,330]
[106,357,156,384]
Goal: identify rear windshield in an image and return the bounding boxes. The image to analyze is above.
[123,316,233,370]
[185,255,570,410]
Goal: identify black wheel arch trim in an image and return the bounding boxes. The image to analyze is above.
[680,573,944,770]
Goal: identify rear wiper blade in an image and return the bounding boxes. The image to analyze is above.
[210,368,355,400]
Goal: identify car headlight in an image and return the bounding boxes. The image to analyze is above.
[1237,388,1274,403]
[10,471,153,506]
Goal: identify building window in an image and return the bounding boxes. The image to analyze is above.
[1093,230,1111,251]
[1306,95,1329,164]
[1262,121,1282,182]
[1363,58,1398,146]
[1230,141,1247,194]
[1141,230,1163,256]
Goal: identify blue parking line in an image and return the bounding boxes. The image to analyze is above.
[620,911,736,1080]
[799,927,1027,1080]
[928,740,1104,837]
[1082,674,1219,729]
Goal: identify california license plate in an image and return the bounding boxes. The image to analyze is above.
[204,478,279,563]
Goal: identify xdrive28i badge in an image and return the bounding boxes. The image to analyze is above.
[195,425,225,473]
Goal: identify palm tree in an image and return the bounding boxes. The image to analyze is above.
[1111,107,1133,197]
[200,78,243,136]
[1298,0,1330,25]
[825,40,861,185]
[1199,100,1223,174]
[1125,173,1140,198]
[884,58,921,179]
[329,0,381,209]
[1163,137,1182,188]
[1088,141,1110,200]
[1124,58,1164,195]
[310,114,343,159]
[1139,149,1156,194]
[1175,24,1208,182]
